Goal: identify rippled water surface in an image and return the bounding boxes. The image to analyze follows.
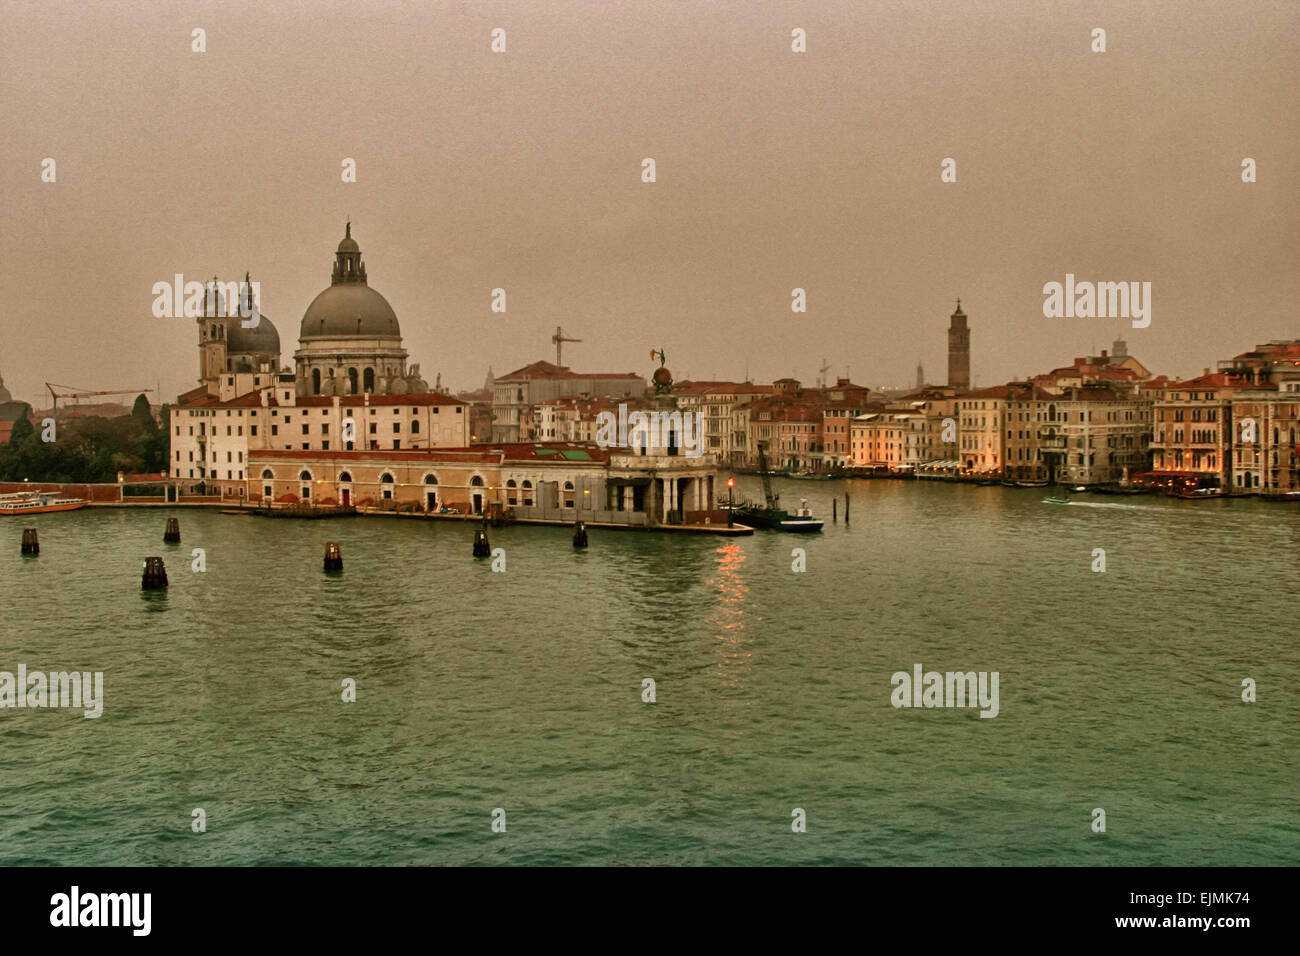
[1,479,1296,865]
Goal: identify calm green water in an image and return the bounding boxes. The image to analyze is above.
[1,479,1296,866]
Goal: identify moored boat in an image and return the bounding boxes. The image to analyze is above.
[778,498,823,532]
[0,492,88,515]
[1041,497,1069,505]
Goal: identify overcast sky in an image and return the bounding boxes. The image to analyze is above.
[1,0,1296,405]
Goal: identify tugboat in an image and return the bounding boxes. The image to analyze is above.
[0,491,88,515]
[779,498,824,532]
[735,444,822,531]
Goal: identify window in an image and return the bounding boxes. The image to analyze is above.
[507,479,517,506]
[411,420,420,434]
[380,473,395,483]
[251,425,257,436]
[563,482,575,508]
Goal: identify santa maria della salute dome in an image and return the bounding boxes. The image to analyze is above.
[191,224,431,397]
[293,223,428,396]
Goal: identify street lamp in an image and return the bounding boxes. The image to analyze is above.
[727,476,734,527]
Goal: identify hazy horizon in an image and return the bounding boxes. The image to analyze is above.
[2,0,1296,406]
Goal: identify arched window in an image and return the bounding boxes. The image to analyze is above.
[411,419,420,433]
[506,479,517,506]
[338,471,352,482]
[364,367,375,392]
[299,470,312,481]
[563,481,575,508]
[424,474,438,485]
[470,476,485,486]
[348,368,358,394]
[261,469,274,480]
[380,473,395,483]
[312,369,321,394]
[522,480,533,506]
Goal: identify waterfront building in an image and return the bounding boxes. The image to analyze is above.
[170,389,469,497]
[957,385,1008,474]
[672,381,770,466]
[1048,385,1152,484]
[850,412,914,469]
[1148,371,1238,488]
[490,360,644,442]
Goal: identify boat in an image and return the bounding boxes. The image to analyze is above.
[1172,488,1224,500]
[1069,485,1087,493]
[1016,480,1049,488]
[1260,490,1300,502]
[778,498,824,532]
[735,443,786,529]
[1041,497,1069,505]
[789,472,831,481]
[0,492,88,515]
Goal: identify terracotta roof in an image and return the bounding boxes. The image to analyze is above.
[497,360,642,382]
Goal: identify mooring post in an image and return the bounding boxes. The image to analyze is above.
[323,541,343,572]
[573,519,588,549]
[21,528,39,556]
[845,493,851,525]
[164,518,180,543]
[832,498,837,523]
[141,557,168,590]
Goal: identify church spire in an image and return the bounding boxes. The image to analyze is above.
[331,223,366,285]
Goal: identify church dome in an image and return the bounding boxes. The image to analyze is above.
[227,313,280,354]
[299,223,401,339]
[301,285,400,338]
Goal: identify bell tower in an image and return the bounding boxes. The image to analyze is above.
[197,276,230,387]
[947,299,970,391]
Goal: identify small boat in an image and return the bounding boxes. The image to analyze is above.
[778,498,823,532]
[1042,497,1069,505]
[789,472,831,481]
[1070,485,1087,493]
[1172,488,1224,500]
[1016,480,1049,488]
[0,492,88,515]
[1260,491,1300,502]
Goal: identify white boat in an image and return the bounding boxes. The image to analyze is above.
[0,492,88,515]
[778,498,823,532]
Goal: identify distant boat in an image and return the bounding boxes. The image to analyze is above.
[1172,488,1224,500]
[1041,497,1069,505]
[1016,480,1050,488]
[789,472,831,481]
[1260,490,1300,502]
[0,492,88,516]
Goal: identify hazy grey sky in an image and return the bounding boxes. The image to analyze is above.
[2,0,1296,405]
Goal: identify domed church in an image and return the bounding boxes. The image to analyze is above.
[294,224,428,396]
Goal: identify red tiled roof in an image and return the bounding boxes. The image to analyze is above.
[497,360,642,382]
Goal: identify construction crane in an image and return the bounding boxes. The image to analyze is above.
[552,326,581,366]
[46,383,154,416]
[818,357,831,389]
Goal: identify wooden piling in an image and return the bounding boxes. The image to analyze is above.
[164,518,180,543]
[573,519,588,549]
[473,526,491,558]
[323,541,343,572]
[21,528,38,556]
[141,557,168,589]
[845,493,851,525]
[832,499,837,523]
